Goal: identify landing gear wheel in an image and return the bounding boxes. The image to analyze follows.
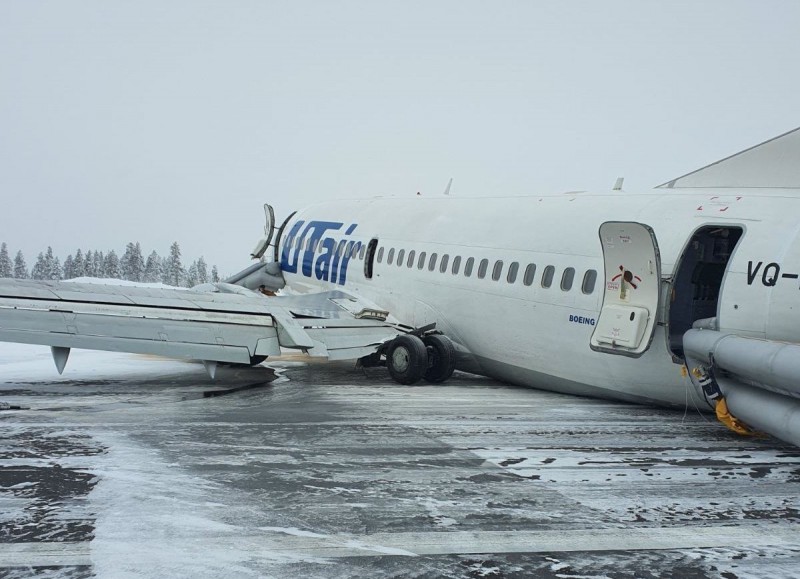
[423,335,456,383]
[386,335,428,385]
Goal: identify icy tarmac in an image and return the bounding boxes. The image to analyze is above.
[1,344,800,578]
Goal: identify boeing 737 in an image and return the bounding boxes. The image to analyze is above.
[2,128,800,447]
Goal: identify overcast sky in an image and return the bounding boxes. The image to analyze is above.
[1,1,798,273]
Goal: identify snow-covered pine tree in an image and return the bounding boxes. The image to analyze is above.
[143,250,161,283]
[186,261,199,287]
[63,255,75,279]
[0,243,12,278]
[104,250,120,279]
[211,265,219,283]
[120,243,133,280]
[43,247,56,279]
[84,251,94,277]
[50,257,63,280]
[13,251,28,279]
[31,253,46,280]
[72,249,85,279]
[159,256,168,284]
[165,242,184,287]
[196,256,208,284]
[130,242,144,282]
[94,251,105,277]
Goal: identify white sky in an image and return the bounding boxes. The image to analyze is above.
[1,1,798,273]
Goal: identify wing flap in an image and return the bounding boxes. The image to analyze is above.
[0,279,401,367]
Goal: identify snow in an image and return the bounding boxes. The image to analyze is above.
[2,344,800,577]
[64,277,188,290]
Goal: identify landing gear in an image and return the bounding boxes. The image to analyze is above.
[386,335,428,385]
[383,333,457,385]
[422,334,456,383]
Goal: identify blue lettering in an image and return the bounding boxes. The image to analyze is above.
[314,238,336,281]
[337,240,362,286]
[568,314,597,326]
[301,221,343,277]
[282,220,359,286]
[280,220,305,273]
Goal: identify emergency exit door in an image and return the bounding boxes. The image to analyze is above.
[591,222,662,357]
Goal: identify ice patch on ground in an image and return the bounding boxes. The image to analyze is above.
[259,527,329,539]
[88,431,274,577]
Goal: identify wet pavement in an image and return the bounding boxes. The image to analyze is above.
[1,346,799,578]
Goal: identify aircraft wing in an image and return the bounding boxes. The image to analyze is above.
[0,279,403,370]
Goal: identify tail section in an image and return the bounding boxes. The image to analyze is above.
[658,127,800,189]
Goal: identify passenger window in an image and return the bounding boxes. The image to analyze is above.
[397,249,405,267]
[440,254,450,273]
[464,257,474,277]
[429,253,437,271]
[561,267,575,291]
[407,250,416,268]
[387,248,395,265]
[337,241,346,257]
[477,258,489,279]
[507,262,519,283]
[542,265,555,288]
[452,256,462,275]
[523,264,536,286]
[492,260,503,281]
[418,251,427,270]
[359,246,366,260]
[377,247,384,263]
[582,269,598,294]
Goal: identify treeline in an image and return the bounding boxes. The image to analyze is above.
[0,241,220,288]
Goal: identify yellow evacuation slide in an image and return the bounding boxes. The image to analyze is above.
[715,398,755,436]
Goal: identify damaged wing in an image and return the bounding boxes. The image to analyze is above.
[0,279,403,373]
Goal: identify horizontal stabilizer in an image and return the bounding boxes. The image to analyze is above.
[657,127,800,189]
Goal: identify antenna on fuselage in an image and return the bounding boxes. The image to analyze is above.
[613,177,624,191]
[443,178,453,196]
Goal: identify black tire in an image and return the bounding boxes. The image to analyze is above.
[386,335,428,385]
[423,335,456,383]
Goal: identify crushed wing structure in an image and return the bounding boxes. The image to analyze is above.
[0,279,402,376]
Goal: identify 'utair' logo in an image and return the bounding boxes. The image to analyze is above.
[280,220,361,286]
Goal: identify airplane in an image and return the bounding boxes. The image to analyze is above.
[1,127,799,448]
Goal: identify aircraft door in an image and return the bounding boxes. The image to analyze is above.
[591,222,662,357]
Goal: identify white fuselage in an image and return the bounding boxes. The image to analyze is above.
[277,189,800,408]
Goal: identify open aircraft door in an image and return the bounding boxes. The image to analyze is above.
[591,222,661,357]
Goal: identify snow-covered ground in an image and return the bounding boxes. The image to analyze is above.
[2,344,800,578]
